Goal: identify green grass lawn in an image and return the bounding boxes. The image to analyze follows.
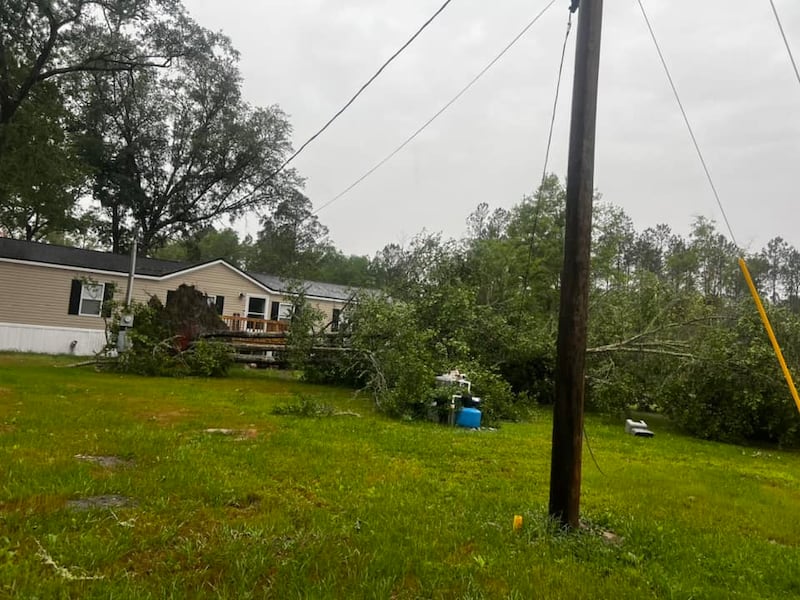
[1,353,799,599]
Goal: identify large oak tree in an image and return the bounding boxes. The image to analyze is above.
[76,29,299,252]
[0,0,194,240]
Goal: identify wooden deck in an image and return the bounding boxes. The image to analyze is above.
[208,316,349,366]
[209,316,290,364]
[220,315,290,334]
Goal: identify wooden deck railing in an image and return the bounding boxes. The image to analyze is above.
[221,315,290,333]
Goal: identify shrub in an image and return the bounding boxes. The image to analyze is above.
[271,395,334,417]
[185,340,233,377]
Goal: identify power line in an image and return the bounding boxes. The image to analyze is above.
[636,0,739,248]
[520,9,572,304]
[314,0,559,215]
[768,0,800,88]
[514,8,574,337]
[541,10,573,191]
[271,0,457,180]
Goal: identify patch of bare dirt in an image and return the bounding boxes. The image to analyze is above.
[74,454,134,468]
[145,409,193,424]
[204,428,259,440]
[226,493,262,510]
[67,495,137,511]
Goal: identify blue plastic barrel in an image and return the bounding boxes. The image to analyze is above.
[456,407,481,428]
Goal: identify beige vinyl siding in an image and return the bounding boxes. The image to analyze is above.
[131,263,268,317]
[138,264,347,324]
[0,260,347,330]
[308,300,347,328]
[0,261,128,330]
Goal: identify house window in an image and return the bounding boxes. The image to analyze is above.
[270,301,294,321]
[247,296,267,319]
[277,303,294,321]
[80,283,105,316]
[331,308,341,332]
[205,295,225,314]
[246,296,267,331]
[69,280,112,317]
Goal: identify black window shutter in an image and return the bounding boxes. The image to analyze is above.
[270,301,280,320]
[166,290,175,307]
[215,296,225,315]
[332,308,341,332]
[68,280,82,315]
[102,283,115,317]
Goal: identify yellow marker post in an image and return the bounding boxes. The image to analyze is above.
[739,257,800,414]
[513,515,523,531]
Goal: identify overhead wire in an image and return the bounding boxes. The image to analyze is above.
[514,7,574,334]
[313,0,560,215]
[540,9,574,187]
[768,0,800,88]
[635,0,738,249]
[266,0,457,184]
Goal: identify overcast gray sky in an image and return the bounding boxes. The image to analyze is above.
[182,0,800,257]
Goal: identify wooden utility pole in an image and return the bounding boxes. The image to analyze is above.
[125,235,138,308]
[548,0,603,529]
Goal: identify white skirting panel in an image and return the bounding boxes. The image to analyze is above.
[0,322,107,356]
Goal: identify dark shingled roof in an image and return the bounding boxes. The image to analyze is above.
[0,237,187,276]
[0,237,365,301]
[250,272,360,302]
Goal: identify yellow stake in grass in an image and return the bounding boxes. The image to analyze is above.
[739,257,800,414]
